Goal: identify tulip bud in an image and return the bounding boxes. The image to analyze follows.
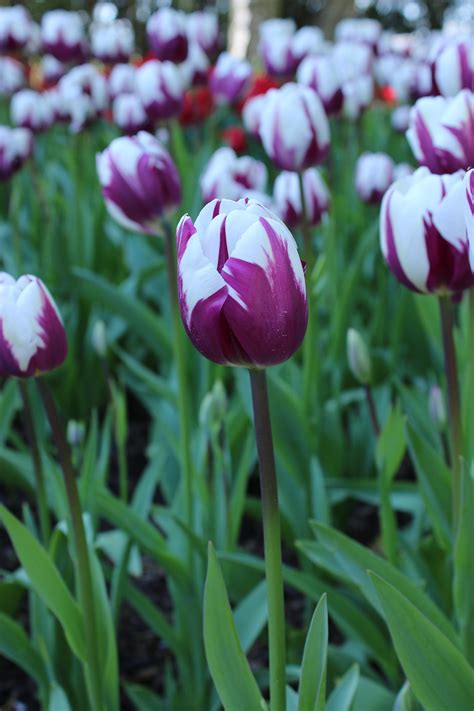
[0,5,33,52]
[136,60,184,122]
[210,53,252,104]
[355,152,394,204]
[407,91,474,174]
[108,64,136,100]
[273,168,330,228]
[177,198,308,367]
[199,380,227,431]
[0,273,67,378]
[41,10,87,63]
[347,329,372,384]
[0,57,25,97]
[96,132,181,235]
[147,7,188,63]
[380,167,474,296]
[186,11,219,58]
[112,94,151,135]
[297,55,343,116]
[91,20,134,65]
[428,385,446,429]
[11,90,54,133]
[0,126,33,181]
[67,420,85,447]
[434,39,473,98]
[259,84,330,171]
[465,169,474,272]
[200,147,267,203]
[91,320,107,357]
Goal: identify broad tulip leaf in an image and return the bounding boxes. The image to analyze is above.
[326,663,359,711]
[311,522,458,647]
[204,543,266,711]
[0,612,48,693]
[234,580,267,654]
[370,573,474,711]
[0,505,86,660]
[298,594,327,711]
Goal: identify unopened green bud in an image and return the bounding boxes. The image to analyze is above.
[92,320,107,357]
[347,328,372,384]
[429,385,446,428]
[199,380,227,431]
[67,420,85,447]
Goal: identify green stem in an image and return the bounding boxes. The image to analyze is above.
[249,369,286,711]
[465,289,474,461]
[438,297,462,531]
[163,221,193,561]
[37,379,103,711]
[19,381,50,543]
[364,383,380,437]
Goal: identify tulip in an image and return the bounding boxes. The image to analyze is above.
[41,10,87,63]
[332,42,373,83]
[108,63,136,100]
[355,152,394,204]
[434,39,473,98]
[242,94,268,137]
[112,94,151,135]
[260,32,298,78]
[291,26,325,64]
[391,105,411,133]
[91,20,134,65]
[0,274,67,378]
[200,147,267,203]
[407,90,474,174]
[11,90,54,133]
[25,22,42,57]
[96,131,181,234]
[259,84,330,171]
[0,57,25,97]
[147,7,188,63]
[0,126,33,181]
[179,42,209,89]
[335,17,382,48]
[465,169,474,272]
[58,64,108,131]
[342,76,374,120]
[41,55,66,85]
[297,54,343,116]
[347,328,372,385]
[210,52,252,104]
[136,60,184,122]
[0,5,33,52]
[393,162,414,181]
[176,198,307,367]
[380,167,474,295]
[410,61,433,100]
[187,10,219,57]
[273,168,329,227]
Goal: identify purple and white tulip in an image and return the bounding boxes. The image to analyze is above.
[380,167,474,295]
[11,90,54,133]
[297,54,343,116]
[0,57,25,97]
[291,26,325,64]
[259,84,330,171]
[210,53,252,104]
[242,94,268,138]
[0,5,33,52]
[0,126,33,181]
[391,105,411,133]
[186,11,219,57]
[179,42,209,89]
[465,169,474,272]
[332,42,373,83]
[335,17,382,49]
[147,7,188,63]
[136,60,184,122]
[108,63,136,100]
[260,32,298,78]
[96,132,181,235]
[355,152,394,204]
[434,39,474,98]
[176,198,307,367]
[0,274,67,378]
[200,147,267,203]
[41,10,87,63]
[58,64,108,131]
[112,94,151,135]
[407,90,474,174]
[91,20,134,65]
[342,76,374,120]
[41,55,67,84]
[273,168,329,228]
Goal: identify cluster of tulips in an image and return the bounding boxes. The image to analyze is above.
[0,2,474,710]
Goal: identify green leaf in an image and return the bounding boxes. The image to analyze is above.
[311,522,459,647]
[0,612,48,694]
[454,465,474,664]
[406,421,452,549]
[326,663,359,711]
[0,506,85,660]
[298,594,327,711]
[48,684,72,711]
[370,573,474,711]
[123,682,163,710]
[204,543,266,711]
[234,580,267,654]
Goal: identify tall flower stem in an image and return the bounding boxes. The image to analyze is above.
[19,381,50,543]
[163,221,193,563]
[249,369,286,711]
[438,297,462,530]
[363,383,380,437]
[37,379,103,711]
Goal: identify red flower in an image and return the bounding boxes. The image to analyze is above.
[378,84,397,105]
[221,126,247,154]
[237,72,280,114]
[179,86,214,125]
